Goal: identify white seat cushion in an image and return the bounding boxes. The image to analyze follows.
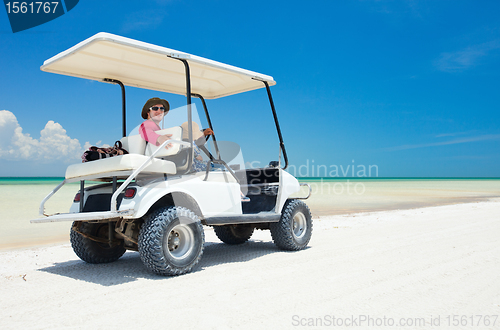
[144,126,183,157]
[120,134,146,155]
[65,154,176,179]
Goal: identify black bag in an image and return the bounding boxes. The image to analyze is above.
[81,141,128,163]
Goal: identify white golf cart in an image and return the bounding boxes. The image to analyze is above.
[32,33,312,276]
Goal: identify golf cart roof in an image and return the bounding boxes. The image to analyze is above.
[41,32,276,99]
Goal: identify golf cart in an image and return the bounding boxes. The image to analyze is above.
[32,33,312,276]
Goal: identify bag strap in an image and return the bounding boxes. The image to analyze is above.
[113,140,129,154]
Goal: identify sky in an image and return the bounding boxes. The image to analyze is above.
[0,0,499,177]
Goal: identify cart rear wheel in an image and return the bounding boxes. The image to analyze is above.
[270,199,312,251]
[213,224,254,245]
[70,222,126,264]
[139,206,204,276]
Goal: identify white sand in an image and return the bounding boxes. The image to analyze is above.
[1,200,499,329]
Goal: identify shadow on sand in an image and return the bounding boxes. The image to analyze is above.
[39,239,289,286]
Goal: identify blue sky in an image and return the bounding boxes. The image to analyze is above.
[1,0,499,177]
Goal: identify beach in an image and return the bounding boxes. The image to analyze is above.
[0,179,80,250]
[299,178,500,216]
[1,179,500,329]
[1,198,499,329]
[1,178,499,250]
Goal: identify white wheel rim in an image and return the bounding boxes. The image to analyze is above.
[292,212,307,239]
[165,224,195,260]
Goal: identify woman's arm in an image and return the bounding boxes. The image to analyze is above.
[195,128,214,146]
[139,121,161,145]
[157,134,173,147]
[140,121,173,149]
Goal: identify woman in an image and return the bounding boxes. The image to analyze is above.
[139,97,248,201]
[139,97,213,164]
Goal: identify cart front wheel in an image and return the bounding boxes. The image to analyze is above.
[270,199,312,251]
[139,206,204,276]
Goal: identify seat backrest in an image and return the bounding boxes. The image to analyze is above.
[144,126,183,157]
[120,134,146,155]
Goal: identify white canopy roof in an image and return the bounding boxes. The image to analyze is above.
[41,32,276,99]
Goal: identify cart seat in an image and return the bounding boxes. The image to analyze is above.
[65,127,183,180]
[65,154,177,179]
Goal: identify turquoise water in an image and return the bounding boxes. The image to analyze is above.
[1,176,499,185]
[0,177,66,185]
[0,177,99,186]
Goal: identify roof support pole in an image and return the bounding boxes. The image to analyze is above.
[262,81,288,170]
[178,59,193,171]
[192,93,221,160]
[103,78,127,137]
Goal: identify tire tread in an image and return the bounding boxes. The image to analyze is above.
[138,206,204,276]
[270,199,313,251]
[70,222,126,264]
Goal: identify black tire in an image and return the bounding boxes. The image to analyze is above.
[270,199,313,251]
[213,224,254,245]
[138,206,204,276]
[70,222,126,264]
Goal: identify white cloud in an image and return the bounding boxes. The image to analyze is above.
[384,134,500,152]
[121,10,164,33]
[434,131,477,138]
[435,40,500,72]
[154,0,174,4]
[0,110,86,162]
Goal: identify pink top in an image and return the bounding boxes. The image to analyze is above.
[139,120,161,146]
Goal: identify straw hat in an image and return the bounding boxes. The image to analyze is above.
[181,121,204,141]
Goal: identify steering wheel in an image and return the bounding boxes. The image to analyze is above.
[199,128,215,160]
[203,128,213,142]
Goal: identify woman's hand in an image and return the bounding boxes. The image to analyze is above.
[203,128,214,136]
[157,134,173,149]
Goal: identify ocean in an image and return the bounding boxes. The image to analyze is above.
[1,177,499,250]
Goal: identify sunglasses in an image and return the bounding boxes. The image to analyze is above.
[150,106,166,111]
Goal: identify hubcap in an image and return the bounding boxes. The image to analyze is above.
[165,224,194,260]
[292,212,307,239]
